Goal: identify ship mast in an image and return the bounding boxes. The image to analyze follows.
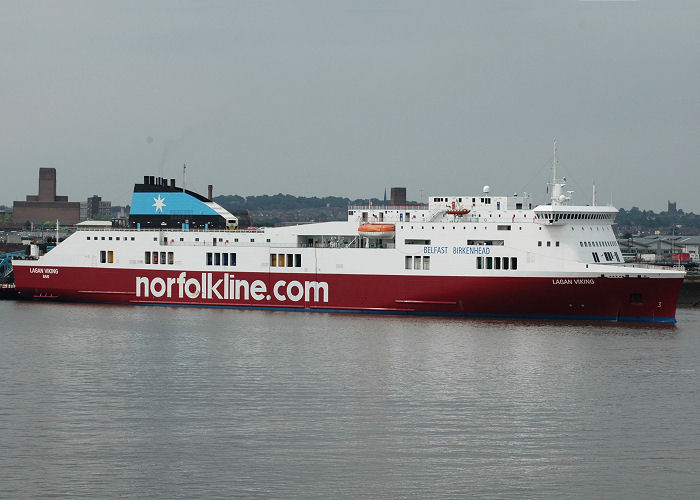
[550,138,571,206]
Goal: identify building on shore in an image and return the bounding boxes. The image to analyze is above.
[80,195,112,221]
[13,168,80,225]
[618,234,700,263]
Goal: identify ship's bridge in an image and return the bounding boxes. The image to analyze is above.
[533,205,618,225]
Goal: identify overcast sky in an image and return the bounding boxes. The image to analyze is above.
[2,0,699,211]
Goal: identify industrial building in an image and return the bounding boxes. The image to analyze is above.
[13,168,80,225]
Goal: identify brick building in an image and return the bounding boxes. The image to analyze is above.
[13,168,80,225]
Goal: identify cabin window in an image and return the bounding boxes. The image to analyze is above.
[547,241,551,247]
[497,225,511,231]
[278,254,285,267]
[223,253,229,266]
[538,241,542,247]
[152,252,159,264]
[168,252,174,264]
[144,252,151,264]
[215,253,221,266]
[108,251,114,264]
[511,257,518,270]
[405,256,412,270]
[423,256,430,270]
[207,252,213,266]
[486,257,493,269]
[295,254,302,267]
[476,256,483,269]
[160,252,166,264]
[287,254,293,267]
[503,257,509,270]
[270,254,277,267]
[230,253,237,266]
[494,257,501,269]
[100,250,106,263]
[414,256,421,270]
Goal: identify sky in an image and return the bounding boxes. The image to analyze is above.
[1,0,699,211]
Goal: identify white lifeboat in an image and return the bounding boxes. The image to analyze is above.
[358,223,395,239]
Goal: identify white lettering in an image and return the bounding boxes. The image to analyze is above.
[136,277,149,297]
[250,280,266,301]
[235,279,249,300]
[208,273,223,299]
[134,273,330,304]
[150,277,166,297]
[304,281,329,303]
[273,280,286,301]
[185,278,200,298]
[287,281,304,302]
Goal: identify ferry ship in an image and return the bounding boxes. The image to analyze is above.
[12,161,685,322]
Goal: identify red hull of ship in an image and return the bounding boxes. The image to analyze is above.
[13,266,683,322]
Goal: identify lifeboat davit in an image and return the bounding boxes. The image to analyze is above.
[358,223,395,239]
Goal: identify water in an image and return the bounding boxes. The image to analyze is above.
[1,301,699,498]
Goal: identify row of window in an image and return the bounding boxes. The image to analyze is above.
[536,213,612,221]
[270,253,302,267]
[99,250,114,264]
[405,256,431,270]
[580,241,616,248]
[476,256,518,270]
[538,241,560,247]
[144,251,174,265]
[206,252,237,266]
[399,224,524,230]
[592,251,621,263]
[89,236,135,241]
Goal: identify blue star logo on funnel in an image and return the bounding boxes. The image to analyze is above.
[152,195,166,213]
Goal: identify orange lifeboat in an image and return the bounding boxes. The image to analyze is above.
[445,201,470,216]
[358,223,395,238]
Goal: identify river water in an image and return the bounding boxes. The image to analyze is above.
[1,301,698,498]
